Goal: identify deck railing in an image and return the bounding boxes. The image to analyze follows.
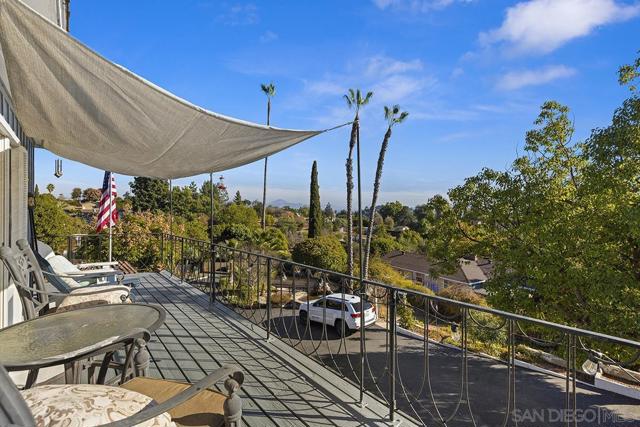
[61,233,640,426]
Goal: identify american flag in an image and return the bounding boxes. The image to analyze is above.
[96,171,118,233]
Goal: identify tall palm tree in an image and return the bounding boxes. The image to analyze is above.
[343,89,373,279]
[363,105,409,279]
[260,83,276,230]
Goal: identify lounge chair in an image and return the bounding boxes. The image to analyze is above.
[35,240,135,290]
[0,362,244,427]
[0,241,131,321]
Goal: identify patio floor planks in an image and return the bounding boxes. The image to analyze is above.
[132,272,416,427]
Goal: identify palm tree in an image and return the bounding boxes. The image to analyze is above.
[343,89,373,280]
[260,82,276,230]
[363,105,409,279]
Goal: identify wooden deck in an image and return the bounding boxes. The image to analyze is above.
[132,272,416,427]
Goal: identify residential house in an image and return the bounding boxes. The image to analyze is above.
[382,250,491,292]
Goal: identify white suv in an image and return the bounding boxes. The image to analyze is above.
[298,293,377,337]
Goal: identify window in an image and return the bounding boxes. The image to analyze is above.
[352,301,373,313]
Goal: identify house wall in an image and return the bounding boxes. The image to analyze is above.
[0,0,69,329]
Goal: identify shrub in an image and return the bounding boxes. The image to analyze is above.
[436,284,487,319]
[397,294,416,329]
[370,235,400,256]
[292,236,347,272]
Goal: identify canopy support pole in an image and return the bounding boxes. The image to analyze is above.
[108,172,113,263]
[210,172,216,305]
[169,179,173,275]
[356,119,366,406]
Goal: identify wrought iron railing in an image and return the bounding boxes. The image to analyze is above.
[61,233,640,426]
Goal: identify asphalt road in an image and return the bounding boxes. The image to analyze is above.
[230,305,640,427]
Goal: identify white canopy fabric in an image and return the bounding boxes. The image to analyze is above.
[0,0,328,179]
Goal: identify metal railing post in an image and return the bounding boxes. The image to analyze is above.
[160,233,164,267]
[180,238,185,280]
[266,258,272,341]
[389,288,397,421]
[210,244,216,304]
[67,236,73,261]
[169,235,174,275]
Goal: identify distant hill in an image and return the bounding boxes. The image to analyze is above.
[269,199,305,209]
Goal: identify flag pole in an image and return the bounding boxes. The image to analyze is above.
[108,172,113,262]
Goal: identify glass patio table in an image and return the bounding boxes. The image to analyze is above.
[0,303,166,387]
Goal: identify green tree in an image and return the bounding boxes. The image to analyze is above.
[260,82,276,230]
[46,183,55,194]
[216,203,260,228]
[82,188,101,202]
[363,105,408,278]
[233,190,243,205]
[292,236,347,272]
[130,177,169,212]
[323,203,335,220]
[344,88,373,276]
[71,187,82,201]
[34,193,86,252]
[379,201,403,222]
[424,57,640,340]
[308,161,322,238]
[370,235,400,256]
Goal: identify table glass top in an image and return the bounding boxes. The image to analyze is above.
[0,304,165,367]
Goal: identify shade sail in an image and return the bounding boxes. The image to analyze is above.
[0,0,326,179]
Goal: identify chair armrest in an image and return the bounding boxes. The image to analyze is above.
[14,280,130,299]
[43,270,125,286]
[44,270,120,279]
[77,261,119,269]
[98,365,244,427]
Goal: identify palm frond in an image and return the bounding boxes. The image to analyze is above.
[362,91,374,105]
[395,111,409,124]
[261,82,276,97]
[344,94,353,108]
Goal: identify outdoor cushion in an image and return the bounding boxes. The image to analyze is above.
[57,285,131,311]
[36,240,55,260]
[21,384,176,427]
[121,377,226,427]
[47,255,88,288]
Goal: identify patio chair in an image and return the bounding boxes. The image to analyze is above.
[0,242,131,321]
[34,240,133,291]
[0,363,244,427]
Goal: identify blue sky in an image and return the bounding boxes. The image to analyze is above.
[36,0,640,209]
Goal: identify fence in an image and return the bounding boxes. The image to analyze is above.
[62,233,640,426]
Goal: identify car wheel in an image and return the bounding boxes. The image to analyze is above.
[335,320,349,337]
[299,311,308,324]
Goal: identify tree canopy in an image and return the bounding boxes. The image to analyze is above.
[308,161,322,238]
[422,58,640,338]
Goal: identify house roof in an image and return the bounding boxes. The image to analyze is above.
[381,251,469,283]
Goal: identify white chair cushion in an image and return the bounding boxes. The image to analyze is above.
[21,384,175,427]
[47,255,81,273]
[58,285,130,311]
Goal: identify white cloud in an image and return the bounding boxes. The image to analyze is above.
[372,74,434,103]
[365,56,423,77]
[305,55,433,105]
[259,30,278,43]
[217,3,259,26]
[480,0,640,54]
[306,80,346,96]
[496,65,577,90]
[372,0,473,12]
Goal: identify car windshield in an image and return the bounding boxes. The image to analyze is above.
[351,301,373,313]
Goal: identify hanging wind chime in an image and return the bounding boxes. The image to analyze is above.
[53,158,63,178]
